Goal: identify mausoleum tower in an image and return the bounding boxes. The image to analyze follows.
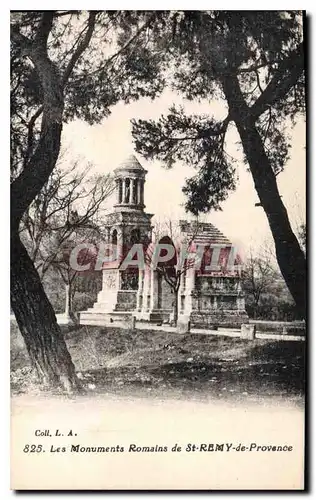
[82,155,153,316]
[114,155,147,212]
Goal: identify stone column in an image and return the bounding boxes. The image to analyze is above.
[129,178,133,204]
[237,296,245,311]
[137,267,148,317]
[213,296,218,310]
[122,178,126,204]
[115,179,119,204]
[137,179,142,206]
[184,267,195,314]
[179,269,186,314]
[118,179,123,203]
[149,269,159,310]
[144,268,151,312]
[132,178,138,204]
[116,228,124,266]
[140,179,144,205]
[116,178,123,204]
[136,269,145,311]
[130,178,134,204]
[124,178,130,204]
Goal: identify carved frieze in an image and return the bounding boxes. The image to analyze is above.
[103,270,118,290]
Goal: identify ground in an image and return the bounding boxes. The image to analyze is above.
[11,322,305,406]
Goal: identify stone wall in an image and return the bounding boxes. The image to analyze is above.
[190,311,249,329]
[114,291,137,311]
[157,274,174,310]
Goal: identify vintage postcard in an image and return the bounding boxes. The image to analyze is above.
[10,10,306,490]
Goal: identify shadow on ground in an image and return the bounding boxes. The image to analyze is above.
[11,323,305,405]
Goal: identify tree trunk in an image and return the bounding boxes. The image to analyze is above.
[222,74,306,319]
[172,289,179,326]
[253,300,259,320]
[10,12,96,392]
[64,283,72,317]
[11,232,80,393]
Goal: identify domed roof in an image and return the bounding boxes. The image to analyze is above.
[114,154,146,173]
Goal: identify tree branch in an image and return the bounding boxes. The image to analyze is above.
[24,106,44,167]
[62,11,97,85]
[11,12,63,228]
[11,10,97,228]
[87,14,156,79]
[250,42,304,121]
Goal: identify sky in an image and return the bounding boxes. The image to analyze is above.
[62,90,306,257]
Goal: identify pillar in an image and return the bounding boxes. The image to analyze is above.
[184,267,195,314]
[116,179,119,204]
[124,178,130,204]
[132,178,138,204]
[116,178,123,204]
[123,177,131,204]
[149,269,159,310]
[237,296,246,311]
[179,269,186,314]
[122,178,126,204]
[129,178,133,204]
[136,269,145,311]
[140,179,144,205]
[137,179,142,205]
[145,268,151,312]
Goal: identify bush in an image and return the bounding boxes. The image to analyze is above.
[245,299,300,321]
[73,292,98,312]
[41,269,101,313]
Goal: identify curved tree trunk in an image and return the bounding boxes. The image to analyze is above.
[11,232,80,392]
[10,12,96,391]
[222,74,306,318]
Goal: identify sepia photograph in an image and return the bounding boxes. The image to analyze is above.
[10,9,306,490]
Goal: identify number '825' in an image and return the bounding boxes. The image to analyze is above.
[23,444,44,453]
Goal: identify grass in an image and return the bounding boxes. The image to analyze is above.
[10,322,305,405]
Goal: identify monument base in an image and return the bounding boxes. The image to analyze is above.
[79,310,134,327]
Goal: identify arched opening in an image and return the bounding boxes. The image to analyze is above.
[130,228,141,245]
[111,229,118,245]
[156,235,177,270]
[153,235,178,315]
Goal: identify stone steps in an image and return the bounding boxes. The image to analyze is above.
[79,310,133,327]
